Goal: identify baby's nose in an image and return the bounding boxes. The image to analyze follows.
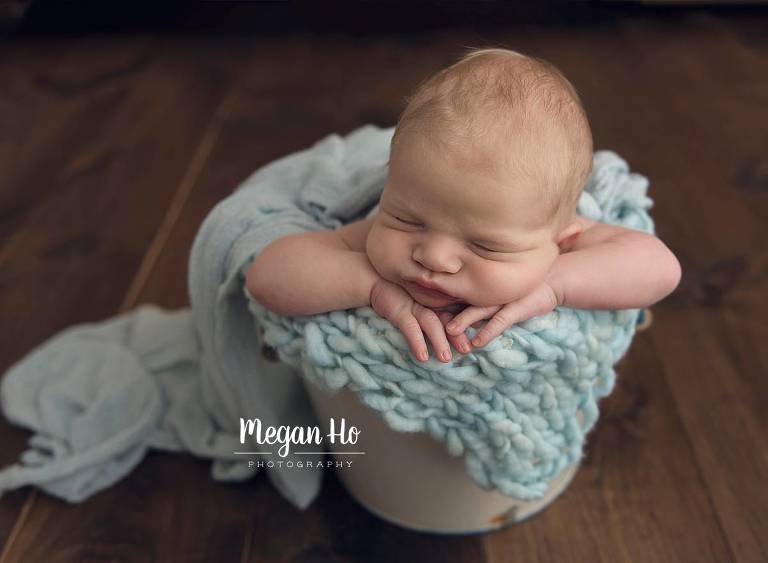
[412,238,462,274]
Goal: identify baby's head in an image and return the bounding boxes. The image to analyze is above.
[366,48,594,310]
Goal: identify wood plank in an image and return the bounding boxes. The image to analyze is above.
[0,35,231,557]
[616,13,768,562]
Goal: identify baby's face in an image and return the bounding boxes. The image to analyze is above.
[366,137,566,311]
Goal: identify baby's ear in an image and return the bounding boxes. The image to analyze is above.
[555,221,583,252]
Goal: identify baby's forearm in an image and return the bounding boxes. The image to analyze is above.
[246,233,379,317]
[546,229,681,310]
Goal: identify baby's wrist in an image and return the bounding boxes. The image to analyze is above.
[358,254,384,307]
[544,263,568,306]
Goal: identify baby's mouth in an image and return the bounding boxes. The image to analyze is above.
[432,301,468,314]
[404,280,461,303]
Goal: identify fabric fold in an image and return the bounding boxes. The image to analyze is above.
[0,124,392,508]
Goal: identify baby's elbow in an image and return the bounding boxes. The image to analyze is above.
[246,259,283,314]
[247,278,290,316]
[656,248,682,300]
[246,267,269,308]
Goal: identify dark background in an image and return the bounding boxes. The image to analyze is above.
[4,1,768,35]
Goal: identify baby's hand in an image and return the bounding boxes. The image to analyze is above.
[446,281,561,348]
[370,278,460,363]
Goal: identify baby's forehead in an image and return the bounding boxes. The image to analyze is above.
[427,121,567,175]
[393,127,565,201]
[458,187,555,232]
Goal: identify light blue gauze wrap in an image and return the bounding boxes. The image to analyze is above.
[243,125,655,500]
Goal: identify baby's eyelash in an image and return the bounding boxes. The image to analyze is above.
[394,216,422,226]
[472,242,499,253]
[394,216,504,253]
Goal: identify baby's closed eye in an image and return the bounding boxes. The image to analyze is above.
[472,242,534,255]
[393,216,421,226]
[390,214,526,255]
[472,242,500,253]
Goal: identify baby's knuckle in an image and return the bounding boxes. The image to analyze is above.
[413,305,435,321]
[490,314,508,327]
[411,302,426,315]
[397,315,418,332]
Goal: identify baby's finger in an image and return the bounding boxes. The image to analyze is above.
[450,331,472,355]
[413,307,452,362]
[396,315,430,362]
[471,309,513,348]
[436,311,473,355]
[446,306,500,335]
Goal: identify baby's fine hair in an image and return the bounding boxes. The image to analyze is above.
[390,47,594,228]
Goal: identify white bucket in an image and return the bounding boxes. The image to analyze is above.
[304,379,582,534]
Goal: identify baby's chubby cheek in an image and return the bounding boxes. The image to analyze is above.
[467,262,548,306]
[364,227,399,282]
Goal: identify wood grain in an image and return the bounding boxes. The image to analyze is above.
[0,35,231,557]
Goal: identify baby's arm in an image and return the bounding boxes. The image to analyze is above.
[245,221,379,317]
[448,218,681,348]
[546,218,682,309]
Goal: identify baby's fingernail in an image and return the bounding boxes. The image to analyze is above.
[441,350,452,362]
[458,343,470,354]
[472,337,482,347]
[418,351,428,361]
[446,322,457,332]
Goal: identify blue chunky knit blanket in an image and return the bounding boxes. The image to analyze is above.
[243,130,655,500]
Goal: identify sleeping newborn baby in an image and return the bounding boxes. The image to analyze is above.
[247,48,681,364]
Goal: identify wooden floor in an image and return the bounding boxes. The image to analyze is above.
[1,5,766,562]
